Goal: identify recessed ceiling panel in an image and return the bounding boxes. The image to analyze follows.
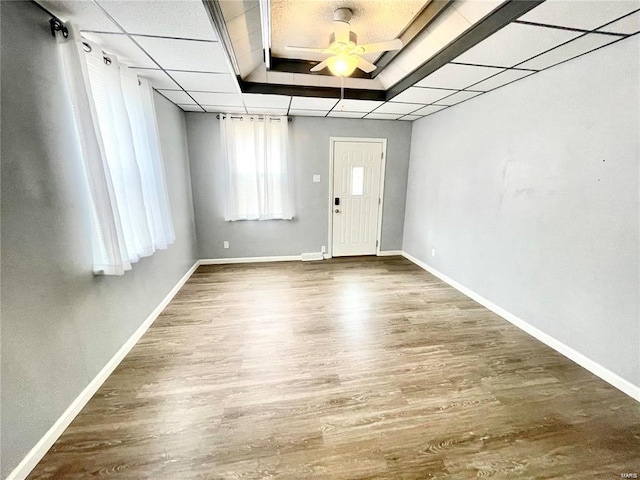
[416,63,504,90]
[133,68,179,90]
[290,96,339,110]
[519,0,640,31]
[374,102,422,115]
[178,104,205,112]
[517,33,619,70]
[333,99,384,113]
[82,33,155,68]
[435,90,482,106]
[270,0,429,61]
[133,36,230,73]
[411,105,447,115]
[598,10,640,35]
[454,23,581,68]
[365,113,403,120]
[289,109,329,117]
[158,90,195,104]
[170,72,238,93]
[399,114,423,121]
[203,106,247,114]
[467,69,534,92]
[328,111,367,118]
[390,87,454,104]
[189,92,244,106]
[246,107,290,115]
[97,0,217,41]
[243,94,291,109]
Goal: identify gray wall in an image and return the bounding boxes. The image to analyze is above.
[186,114,412,258]
[0,2,198,477]
[403,36,639,386]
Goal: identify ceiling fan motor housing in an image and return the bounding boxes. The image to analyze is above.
[334,7,353,23]
[329,31,358,46]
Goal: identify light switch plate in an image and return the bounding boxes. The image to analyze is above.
[313,174,321,183]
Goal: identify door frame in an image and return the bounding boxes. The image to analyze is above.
[327,137,387,258]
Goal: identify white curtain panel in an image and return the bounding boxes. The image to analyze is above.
[58,27,130,274]
[220,115,293,221]
[57,25,174,274]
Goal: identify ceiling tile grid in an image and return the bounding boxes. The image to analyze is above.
[38,0,639,121]
[518,0,640,31]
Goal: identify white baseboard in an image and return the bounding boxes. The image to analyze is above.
[199,255,301,265]
[377,250,403,256]
[7,260,201,480]
[402,251,640,402]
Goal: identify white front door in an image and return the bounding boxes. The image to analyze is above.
[331,140,384,257]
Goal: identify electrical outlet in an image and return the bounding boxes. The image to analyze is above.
[321,245,326,253]
[431,248,436,257]
[223,241,229,249]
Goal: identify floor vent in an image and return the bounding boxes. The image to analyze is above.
[301,252,324,261]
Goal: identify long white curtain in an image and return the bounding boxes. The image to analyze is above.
[57,26,174,274]
[220,115,293,221]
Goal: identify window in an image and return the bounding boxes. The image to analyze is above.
[57,27,174,275]
[220,115,293,221]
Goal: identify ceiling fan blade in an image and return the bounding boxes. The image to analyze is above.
[310,59,330,72]
[285,45,332,54]
[333,19,350,43]
[356,57,377,73]
[357,39,403,54]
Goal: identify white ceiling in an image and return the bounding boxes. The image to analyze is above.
[37,0,640,121]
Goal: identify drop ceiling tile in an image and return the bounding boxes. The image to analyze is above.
[39,1,119,32]
[98,1,216,41]
[598,10,640,35]
[416,63,504,90]
[167,72,238,92]
[455,23,581,67]
[435,90,483,106]
[243,94,290,109]
[289,109,329,117]
[468,69,535,91]
[82,33,155,68]
[290,97,339,110]
[454,0,504,25]
[411,105,448,116]
[132,68,179,90]
[334,99,384,113]
[519,0,640,31]
[178,104,205,112]
[189,92,244,106]
[365,113,402,120]
[517,33,619,70]
[399,115,423,121]
[203,106,247,114]
[133,36,229,73]
[157,90,194,104]
[246,107,290,115]
[374,102,423,115]
[391,87,455,104]
[327,111,367,118]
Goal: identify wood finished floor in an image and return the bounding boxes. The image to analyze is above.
[29,256,639,479]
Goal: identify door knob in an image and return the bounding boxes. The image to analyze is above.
[335,209,340,213]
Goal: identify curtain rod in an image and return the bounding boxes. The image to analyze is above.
[216,114,292,122]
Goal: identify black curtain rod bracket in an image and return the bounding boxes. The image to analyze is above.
[50,17,68,38]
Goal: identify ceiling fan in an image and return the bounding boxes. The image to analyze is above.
[285,8,403,77]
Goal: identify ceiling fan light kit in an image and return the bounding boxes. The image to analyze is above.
[285,7,403,78]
